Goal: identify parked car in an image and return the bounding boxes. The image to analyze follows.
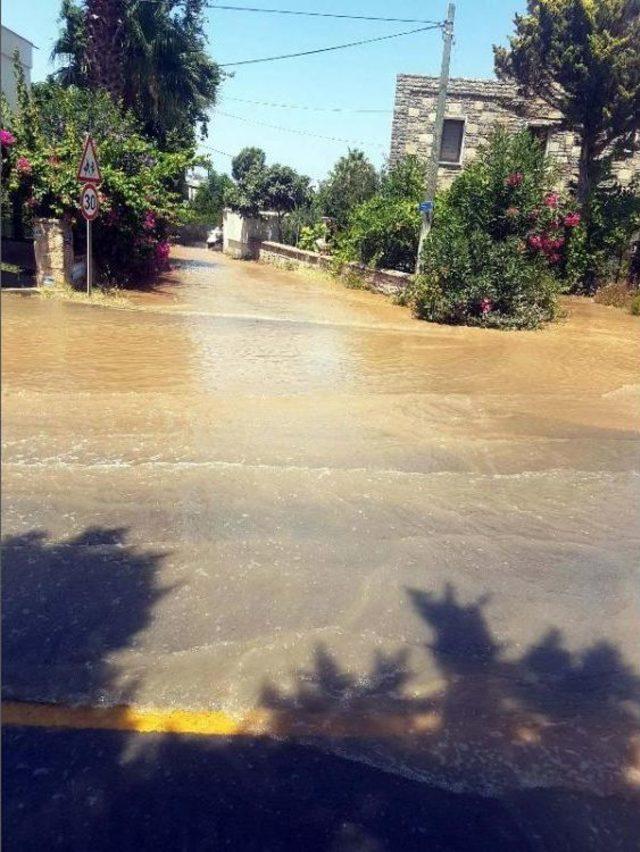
[206,227,223,250]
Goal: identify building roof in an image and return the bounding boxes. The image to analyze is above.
[1,24,38,49]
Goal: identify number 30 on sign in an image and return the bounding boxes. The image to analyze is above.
[80,183,99,221]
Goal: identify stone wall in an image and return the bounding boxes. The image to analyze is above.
[258,241,410,297]
[32,217,74,287]
[390,74,640,190]
[222,209,281,259]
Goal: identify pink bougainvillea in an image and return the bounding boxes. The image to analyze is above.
[543,193,559,208]
[0,129,16,147]
[143,211,156,231]
[155,240,171,270]
[564,212,581,228]
[480,298,493,314]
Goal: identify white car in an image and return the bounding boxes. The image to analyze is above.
[206,227,222,249]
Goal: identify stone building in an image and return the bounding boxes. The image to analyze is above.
[390,74,639,191]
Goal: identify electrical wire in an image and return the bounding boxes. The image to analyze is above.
[213,109,386,148]
[199,144,235,158]
[208,4,442,25]
[219,24,442,67]
[223,95,391,113]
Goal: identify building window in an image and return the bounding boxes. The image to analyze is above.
[528,125,550,154]
[439,118,465,164]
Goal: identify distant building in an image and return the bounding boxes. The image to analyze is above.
[1,25,35,110]
[186,169,207,202]
[390,75,640,191]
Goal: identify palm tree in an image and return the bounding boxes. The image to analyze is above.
[51,0,220,148]
[86,0,126,102]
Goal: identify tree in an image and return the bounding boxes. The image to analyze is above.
[262,164,311,237]
[2,74,194,283]
[494,0,640,208]
[226,147,268,217]
[319,149,378,228]
[51,0,220,148]
[190,168,234,225]
[226,148,311,230]
[85,0,126,102]
[231,146,266,182]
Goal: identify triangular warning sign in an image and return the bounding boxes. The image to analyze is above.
[76,136,102,183]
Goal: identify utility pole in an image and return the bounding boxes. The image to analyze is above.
[415,3,456,274]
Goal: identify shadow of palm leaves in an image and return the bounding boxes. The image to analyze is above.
[259,582,640,799]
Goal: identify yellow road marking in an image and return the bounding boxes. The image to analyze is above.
[2,701,245,736]
[2,700,444,739]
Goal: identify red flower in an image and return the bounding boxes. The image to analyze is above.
[0,129,16,147]
[16,156,32,175]
[143,211,156,231]
[480,298,493,314]
[544,193,559,208]
[505,172,524,188]
[528,234,543,250]
[564,212,581,227]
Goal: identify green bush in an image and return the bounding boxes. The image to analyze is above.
[335,196,420,273]
[2,74,193,285]
[409,129,580,329]
[333,156,425,273]
[298,222,327,252]
[630,293,640,316]
[564,173,640,294]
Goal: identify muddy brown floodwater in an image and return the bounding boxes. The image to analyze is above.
[2,247,640,816]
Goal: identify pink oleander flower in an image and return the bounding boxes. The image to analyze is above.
[528,234,543,250]
[550,237,565,250]
[544,193,559,208]
[143,211,156,231]
[16,156,32,175]
[505,172,524,188]
[155,240,171,269]
[480,298,493,314]
[564,212,581,227]
[548,252,562,264]
[0,129,16,147]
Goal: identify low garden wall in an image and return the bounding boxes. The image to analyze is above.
[258,241,411,296]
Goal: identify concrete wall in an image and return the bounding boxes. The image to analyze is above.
[1,26,33,110]
[258,241,410,297]
[390,75,640,190]
[222,209,281,259]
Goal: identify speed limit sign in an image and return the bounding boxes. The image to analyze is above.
[80,183,99,221]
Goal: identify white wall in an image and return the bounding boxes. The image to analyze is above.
[1,26,33,111]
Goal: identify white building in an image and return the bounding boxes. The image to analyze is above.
[1,25,35,110]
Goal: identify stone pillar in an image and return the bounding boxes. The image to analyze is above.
[32,217,74,288]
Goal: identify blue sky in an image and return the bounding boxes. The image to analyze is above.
[3,0,526,179]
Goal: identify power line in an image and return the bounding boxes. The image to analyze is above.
[219,24,442,67]
[223,95,391,113]
[199,144,235,158]
[208,4,442,25]
[213,109,386,148]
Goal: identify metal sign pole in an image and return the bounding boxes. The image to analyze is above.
[87,218,92,296]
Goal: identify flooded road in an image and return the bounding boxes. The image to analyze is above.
[3,246,640,814]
